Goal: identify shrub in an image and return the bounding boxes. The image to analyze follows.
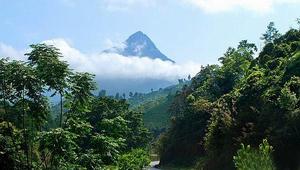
[117,149,150,170]
[233,139,276,170]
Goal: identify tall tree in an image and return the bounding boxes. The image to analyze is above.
[98,90,106,97]
[7,60,50,168]
[0,59,7,121]
[260,22,281,44]
[296,18,300,30]
[26,44,70,127]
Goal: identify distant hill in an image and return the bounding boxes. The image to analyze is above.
[50,79,190,132]
[103,31,175,63]
[128,80,190,131]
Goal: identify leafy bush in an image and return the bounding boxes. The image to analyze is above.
[0,121,25,169]
[37,128,78,169]
[117,149,150,170]
[233,139,275,170]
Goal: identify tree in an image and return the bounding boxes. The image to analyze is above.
[0,59,8,121]
[129,92,133,98]
[260,22,281,44]
[1,43,151,170]
[65,72,96,116]
[178,79,184,84]
[38,128,78,169]
[237,40,258,55]
[0,59,51,169]
[296,18,300,30]
[6,61,37,168]
[219,47,235,64]
[115,93,120,100]
[98,90,106,97]
[158,23,300,169]
[124,110,150,149]
[26,44,70,127]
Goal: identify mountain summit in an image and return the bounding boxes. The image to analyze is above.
[104,31,175,63]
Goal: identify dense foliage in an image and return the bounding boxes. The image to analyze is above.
[158,21,300,170]
[117,149,151,170]
[0,44,150,169]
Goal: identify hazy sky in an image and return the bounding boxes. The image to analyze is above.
[1,0,300,84]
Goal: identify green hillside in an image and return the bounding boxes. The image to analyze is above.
[128,80,190,131]
[48,80,190,131]
[157,22,300,170]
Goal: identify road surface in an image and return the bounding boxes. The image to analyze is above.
[148,161,160,170]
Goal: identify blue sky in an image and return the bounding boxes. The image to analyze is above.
[1,0,300,84]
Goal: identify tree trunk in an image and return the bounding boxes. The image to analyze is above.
[60,92,63,128]
[2,72,22,168]
[23,87,30,170]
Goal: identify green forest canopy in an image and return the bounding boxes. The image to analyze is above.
[0,44,150,169]
[157,21,300,170]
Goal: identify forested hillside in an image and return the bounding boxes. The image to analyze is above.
[49,78,189,137]
[0,44,151,169]
[128,80,190,132]
[157,21,300,170]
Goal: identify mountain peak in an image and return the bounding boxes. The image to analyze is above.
[129,31,149,39]
[132,31,144,36]
[125,31,152,48]
[104,31,175,63]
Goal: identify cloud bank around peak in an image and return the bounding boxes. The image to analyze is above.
[44,39,201,82]
[0,39,202,83]
[185,0,300,14]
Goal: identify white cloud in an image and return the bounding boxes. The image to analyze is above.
[44,39,201,82]
[101,0,157,11]
[185,0,300,13]
[0,42,26,61]
[0,39,202,83]
[103,38,126,52]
